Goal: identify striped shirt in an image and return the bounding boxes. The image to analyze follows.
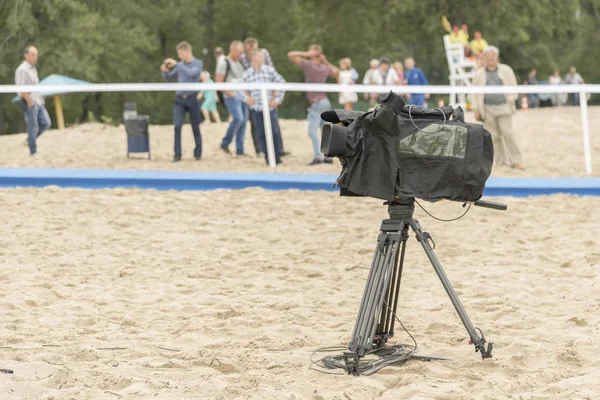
[15,61,44,105]
[240,65,285,111]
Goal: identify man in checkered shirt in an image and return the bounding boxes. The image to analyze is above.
[240,37,288,158]
[240,37,274,70]
[239,49,285,165]
[15,46,51,155]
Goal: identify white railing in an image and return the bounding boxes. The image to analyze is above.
[1,83,597,173]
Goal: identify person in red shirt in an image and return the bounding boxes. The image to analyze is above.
[288,45,339,165]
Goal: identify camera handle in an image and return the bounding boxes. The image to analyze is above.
[407,105,448,134]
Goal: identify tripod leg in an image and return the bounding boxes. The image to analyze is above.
[377,227,407,343]
[388,237,407,336]
[358,239,396,353]
[349,242,387,353]
[348,228,403,356]
[408,219,493,359]
[367,240,400,348]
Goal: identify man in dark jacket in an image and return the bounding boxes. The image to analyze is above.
[161,41,203,162]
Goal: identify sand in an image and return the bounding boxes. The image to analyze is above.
[1,107,599,177]
[0,187,599,399]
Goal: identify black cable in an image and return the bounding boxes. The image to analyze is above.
[309,347,347,375]
[415,199,471,222]
[387,300,418,354]
[310,302,418,375]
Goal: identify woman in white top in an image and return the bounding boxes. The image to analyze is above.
[338,58,358,110]
[548,69,566,106]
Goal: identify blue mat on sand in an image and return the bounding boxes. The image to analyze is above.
[0,168,599,197]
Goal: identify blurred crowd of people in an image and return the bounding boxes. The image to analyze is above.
[15,32,587,168]
[523,66,585,108]
[159,37,433,165]
[447,23,585,109]
[446,21,587,172]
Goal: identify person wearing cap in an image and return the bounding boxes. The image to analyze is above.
[472,46,523,169]
[372,57,398,86]
[470,31,488,56]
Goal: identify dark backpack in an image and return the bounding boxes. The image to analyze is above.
[216,57,231,104]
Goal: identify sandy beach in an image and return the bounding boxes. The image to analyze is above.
[0,187,599,399]
[0,107,598,177]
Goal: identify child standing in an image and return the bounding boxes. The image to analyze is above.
[197,71,221,123]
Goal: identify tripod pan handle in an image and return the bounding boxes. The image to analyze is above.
[473,199,507,211]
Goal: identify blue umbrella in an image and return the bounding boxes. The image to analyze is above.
[12,74,92,129]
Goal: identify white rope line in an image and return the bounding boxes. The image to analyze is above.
[0,82,598,94]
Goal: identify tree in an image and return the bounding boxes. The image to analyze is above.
[0,0,596,135]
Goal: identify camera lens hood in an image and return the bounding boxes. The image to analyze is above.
[321,123,348,157]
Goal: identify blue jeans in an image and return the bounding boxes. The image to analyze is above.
[251,109,283,164]
[528,94,538,108]
[173,96,202,158]
[25,104,51,154]
[307,97,331,160]
[572,93,580,106]
[222,96,248,155]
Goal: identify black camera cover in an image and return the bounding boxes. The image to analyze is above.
[321,92,493,202]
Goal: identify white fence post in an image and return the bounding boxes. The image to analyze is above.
[449,77,457,106]
[260,88,277,168]
[580,90,593,175]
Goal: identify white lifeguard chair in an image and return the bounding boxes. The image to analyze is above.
[443,34,477,108]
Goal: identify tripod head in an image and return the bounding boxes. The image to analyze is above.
[385,197,507,220]
[385,198,416,220]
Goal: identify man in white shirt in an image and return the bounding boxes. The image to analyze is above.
[371,57,398,86]
[564,66,584,106]
[15,46,51,155]
[216,41,249,156]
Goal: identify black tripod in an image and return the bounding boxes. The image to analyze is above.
[341,198,499,376]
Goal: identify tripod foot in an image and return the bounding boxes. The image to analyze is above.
[470,327,493,359]
[343,351,360,376]
[481,342,493,359]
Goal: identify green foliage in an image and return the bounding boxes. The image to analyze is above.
[0,0,598,134]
